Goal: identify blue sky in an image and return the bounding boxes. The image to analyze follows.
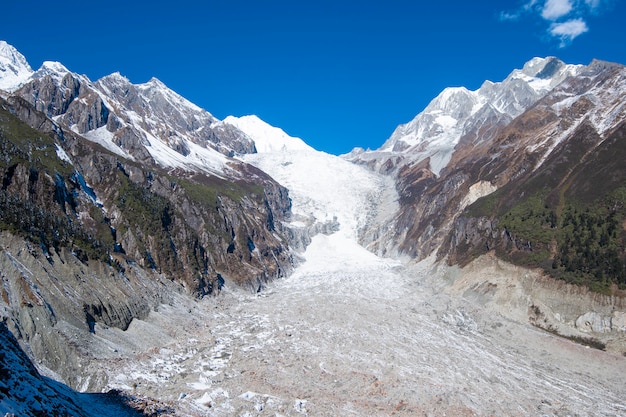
[3,0,625,154]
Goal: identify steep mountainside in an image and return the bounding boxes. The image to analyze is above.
[0,43,298,392]
[0,321,144,416]
[443,60,626,292]
[352,57,626,294]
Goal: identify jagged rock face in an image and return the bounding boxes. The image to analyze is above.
[0,231,171,388]
[3,95,293,292]
[13,69,256,164]
[17,71,81,115]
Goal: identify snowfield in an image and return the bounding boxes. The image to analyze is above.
[232,115,393,241]
[93,143,626,416]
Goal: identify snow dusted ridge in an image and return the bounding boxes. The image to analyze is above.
[374,57,583,175]
[0,41,258,179]
[530,60,626,168]
[89,71,237,176]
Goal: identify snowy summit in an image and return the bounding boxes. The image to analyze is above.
[0,40,33,92]
[224,115,313,153]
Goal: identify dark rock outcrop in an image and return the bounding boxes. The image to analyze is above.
[0,320,143,416]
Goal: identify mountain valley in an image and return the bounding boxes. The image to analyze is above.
[1,41,626,416]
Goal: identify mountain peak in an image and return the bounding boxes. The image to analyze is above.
[521,56,562,77]
[0,40,33,92]
[31,61,71,84]
[0,40,29,65]
[100,71,130,85]
[424,86,479,117]
[40,60,69,73]
[145,76,166,88]
[223,115,314,153]
[508,56,582,94]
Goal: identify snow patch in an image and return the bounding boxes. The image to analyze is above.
[80,126,136,161]
[55,144,73,164]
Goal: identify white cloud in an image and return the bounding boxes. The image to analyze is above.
[498,0,541,21]
[499,10,521,21]
[499,0,610,46]
[549,18,589,46]
[541,0,573,20]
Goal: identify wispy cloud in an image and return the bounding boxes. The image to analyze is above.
[550,18,589,46]
[499,0,539,21]
[500,0,611,47]
[541,0,573,20]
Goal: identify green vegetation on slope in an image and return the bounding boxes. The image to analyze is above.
[494,188,626,293]
[461,122,626,294]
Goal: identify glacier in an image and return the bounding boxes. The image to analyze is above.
[90,124,626,416]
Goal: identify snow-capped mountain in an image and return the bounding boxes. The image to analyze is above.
[367,56,626,272]
[1,43,260,178]
[353,57,583,175]
[223,114,313,153]
[0,41,33,92]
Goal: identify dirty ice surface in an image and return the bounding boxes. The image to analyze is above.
[102,238,626,416]
[100,149,626,416]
